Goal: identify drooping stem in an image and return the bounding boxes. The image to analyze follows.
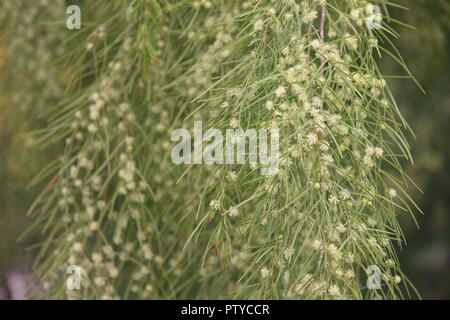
[319,4,327,68]
[319,4,327,42]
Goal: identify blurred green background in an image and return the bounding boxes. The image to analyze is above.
[387,0,450,300]
[0,0,449,299]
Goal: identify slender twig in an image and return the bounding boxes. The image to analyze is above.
[307,23,312,57]
[319,4,327,67]
[319,4,327,42]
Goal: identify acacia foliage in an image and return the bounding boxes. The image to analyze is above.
[0,0,420,299]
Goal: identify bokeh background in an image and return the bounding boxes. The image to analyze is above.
[0,0,449,299]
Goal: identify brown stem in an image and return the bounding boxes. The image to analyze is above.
[319,4,327,67]
[307,23,312,57]
[319,4,327,42]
